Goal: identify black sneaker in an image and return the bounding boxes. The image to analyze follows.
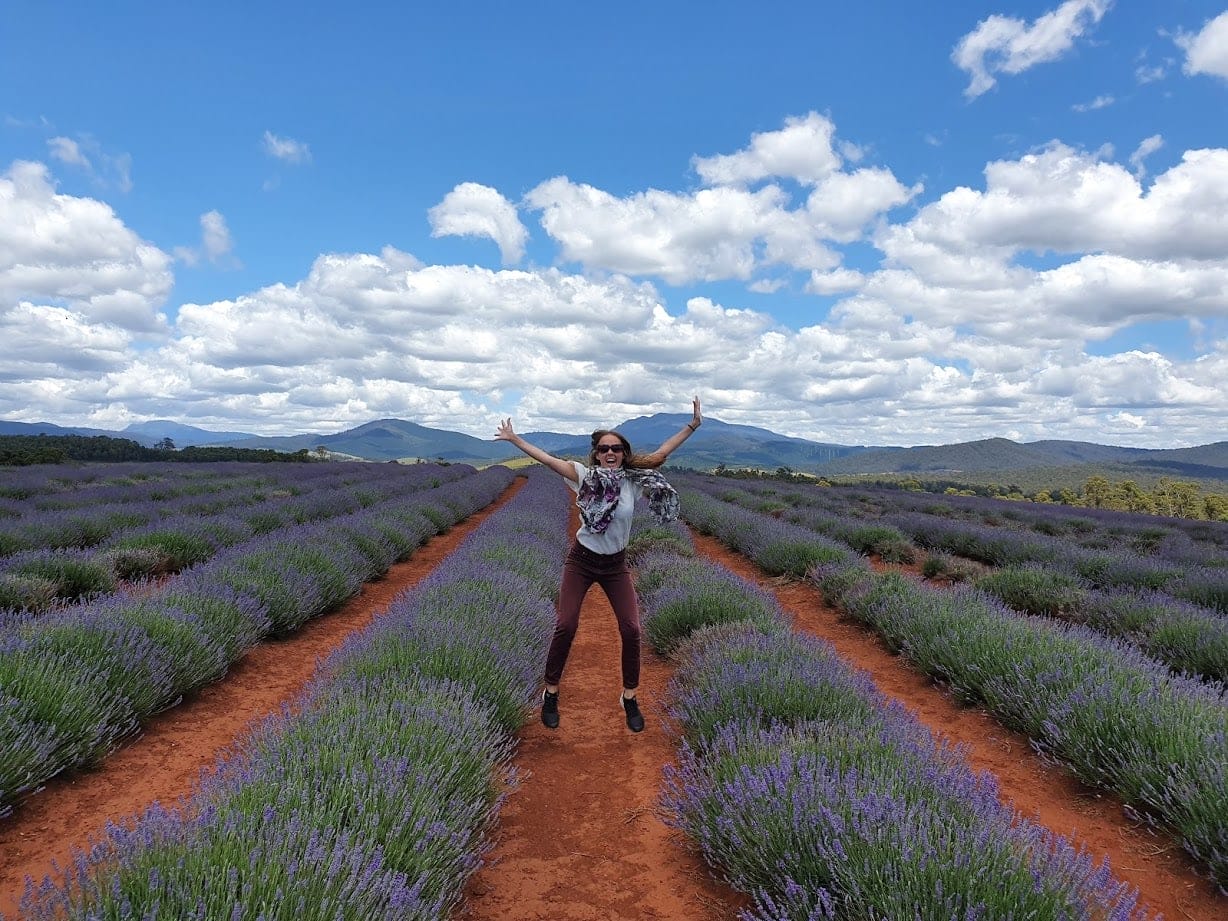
[621,694,644,733]
[541,689,559,729]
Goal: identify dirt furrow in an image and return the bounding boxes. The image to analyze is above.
[0,481,522,916]
[688,529,1226,921]
[460,507,748,921]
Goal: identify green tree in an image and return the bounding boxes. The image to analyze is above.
[1111,480,1156,514]
[1082,475,1112,508]
[1204,494,1228,522]
[1153,478,1204,519]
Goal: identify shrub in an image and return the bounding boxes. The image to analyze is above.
[0,573,59,614]
[975,566,1087,617]
[7,553,117,601]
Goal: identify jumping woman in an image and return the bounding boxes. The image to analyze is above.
[495,397,703,732]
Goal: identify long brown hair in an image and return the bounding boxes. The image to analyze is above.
[588,429,664,469]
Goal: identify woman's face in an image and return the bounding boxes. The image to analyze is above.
[594,436,626,469]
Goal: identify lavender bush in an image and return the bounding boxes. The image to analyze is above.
[661,618,1148,919]
[21,678,512,921]
[974,564,1088,616]
[1078,589,1228,683]
[637,550,788,656]
[817,566,1228,889]
[680,491,855,577]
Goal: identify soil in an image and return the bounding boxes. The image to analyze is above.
[459,505,750,921]
[1,483,1224,921]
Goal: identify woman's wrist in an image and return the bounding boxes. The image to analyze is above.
[685,421,699,432]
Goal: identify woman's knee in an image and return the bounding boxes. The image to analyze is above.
[617,617,641,643]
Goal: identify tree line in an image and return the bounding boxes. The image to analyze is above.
[0,434,316,466]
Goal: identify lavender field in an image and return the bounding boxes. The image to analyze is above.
[3,460,1226,918]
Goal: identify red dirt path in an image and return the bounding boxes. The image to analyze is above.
[0,482,523,917]
[459,505,749,921]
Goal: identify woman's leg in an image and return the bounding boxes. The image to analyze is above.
[543,551,594,687]
[598,565,642,692]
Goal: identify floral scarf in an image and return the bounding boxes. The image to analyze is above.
[576,466,680,534]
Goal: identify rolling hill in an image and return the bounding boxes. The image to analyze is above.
[5,415,1227,486]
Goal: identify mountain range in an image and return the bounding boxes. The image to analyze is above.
[4,416,1227,483]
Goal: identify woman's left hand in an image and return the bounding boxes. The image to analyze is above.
[690,396,702,428]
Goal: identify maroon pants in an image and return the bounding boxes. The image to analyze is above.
[544,541,641,690]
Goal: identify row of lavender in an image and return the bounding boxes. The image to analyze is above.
[679,474,1228,686]
[0,465,515,818]
[757,477,1228,560]
[680,473,1227,603]
[1,463,474,611]
[14,469,566,920]
[0,461,434,550]
[675,487,1228,894]
[629,518,1149,919]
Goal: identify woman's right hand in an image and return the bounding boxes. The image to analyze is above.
[495,418,516,441]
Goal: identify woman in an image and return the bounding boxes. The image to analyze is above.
[495,398,703,732]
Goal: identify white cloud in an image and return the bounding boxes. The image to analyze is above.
[7,111,1228,449]
[1176,11,1228,80]
[201,210,234,262]
[0,160,172,330]
[1128,134,1164,178]
[43,135,133,192]
[524,115,917,284]
[692,112,843,186]
[262,131,312,164]
[174,210,238,267]
[1135,62,1167,84]
[527,177,783,283]
[4,240,1226,447]
[1072,94,1114,112]
[880,142,1228,267]
[47,136,90,168]
[428,182,528,265]
[806,268,866,295]
[953,0,1112,99]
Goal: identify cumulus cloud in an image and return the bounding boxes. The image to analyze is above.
[692,112,843,186]
[428,182,528,264]
[0,160,172,330]
[820,137,1228,408]
[4,236,1226,446]
[524,114,918,285]
[1176,11,1228,80]
[262,131,312,164]
[953,0,1112,99]
[806,268,866,295]
[879,142,1228,267]
[6,112,1228,449]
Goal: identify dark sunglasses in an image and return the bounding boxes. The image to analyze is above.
[595,444,625,454]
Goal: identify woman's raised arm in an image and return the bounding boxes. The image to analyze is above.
[495,418,580,483]
[637,396,702,468]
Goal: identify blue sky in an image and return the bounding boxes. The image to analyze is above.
[2,1,1227,448]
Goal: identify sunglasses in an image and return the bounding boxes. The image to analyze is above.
[595,444,625,454]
